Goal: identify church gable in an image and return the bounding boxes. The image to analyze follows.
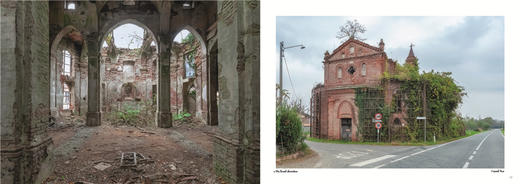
[327,39,382,61]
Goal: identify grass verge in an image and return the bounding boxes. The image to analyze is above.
[276,143,316,164]
[307,130,487,146]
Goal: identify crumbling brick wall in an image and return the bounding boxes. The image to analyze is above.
[100,46,158,112]
[170,39,207,123]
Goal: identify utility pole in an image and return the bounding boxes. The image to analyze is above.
[279,41,284,103]
[278,41,305,104]
[423,82,427,142]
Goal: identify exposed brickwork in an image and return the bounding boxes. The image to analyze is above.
[213,135,239,183]
[100,46,158,111]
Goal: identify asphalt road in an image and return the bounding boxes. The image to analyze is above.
[278,129,504,168]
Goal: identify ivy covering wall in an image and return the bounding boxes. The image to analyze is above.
[354,88,385,142]
[356,59,466,142]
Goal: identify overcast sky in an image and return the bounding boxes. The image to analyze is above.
[276,16,504,120]
[105,23,190,48]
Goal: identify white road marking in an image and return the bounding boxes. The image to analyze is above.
[475,131,493,151]
[382,131,476,167]
[461,130,496,168]
[335,151,369,160]
[350,155,396,167]
[374,164,385,168]
[390,155,410,163]
[463,162,470,168]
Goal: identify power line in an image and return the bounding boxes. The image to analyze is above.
[283,55,299,100]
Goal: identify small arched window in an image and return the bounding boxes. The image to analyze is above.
[63,50,71,76]
[185,51,195,78]
[361,63,366,76]
[337,67,342,79]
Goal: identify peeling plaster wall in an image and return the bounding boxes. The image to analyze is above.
[213,1,260,183]
[1,1,52,183]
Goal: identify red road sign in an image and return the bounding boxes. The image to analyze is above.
[375,113,383,120]
[375,122,382,129]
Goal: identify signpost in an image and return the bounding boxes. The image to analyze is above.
[374,113,383,142]
[375,113,383,120]
[375,121,382,143]
[417,116,427,142]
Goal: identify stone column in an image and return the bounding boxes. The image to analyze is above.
[213,1,260,183]
[86,34,101,126]
[1,1,52,183]
[156,33,172,128]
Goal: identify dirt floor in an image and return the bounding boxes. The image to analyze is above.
[45,116,220,184]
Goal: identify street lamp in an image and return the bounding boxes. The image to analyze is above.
[279,41,305,103]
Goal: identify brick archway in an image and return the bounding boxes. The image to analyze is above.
[337,100,358,141]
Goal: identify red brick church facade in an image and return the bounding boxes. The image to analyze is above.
[310,37,417,141]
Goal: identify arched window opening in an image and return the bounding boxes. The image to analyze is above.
[63,84,70,110]
[173,29,197,79]
[361,63,366,76]
[63,50,71,76]
[337,67,342,79]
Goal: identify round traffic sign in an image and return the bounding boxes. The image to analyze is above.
[375,122,382,129]
[375,113,383,120]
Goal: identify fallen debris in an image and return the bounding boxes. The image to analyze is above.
[169,163,177,171]
[94,162,112,171]
[121,152,137,167]
[74,181,95,184]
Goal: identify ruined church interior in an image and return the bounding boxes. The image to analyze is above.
[1,1,259,183]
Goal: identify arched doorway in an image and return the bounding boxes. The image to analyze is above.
[99,21,159,126]
[170,27,217,125]
[337,100,356,141]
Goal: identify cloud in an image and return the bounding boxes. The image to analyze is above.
[276,16,504,120]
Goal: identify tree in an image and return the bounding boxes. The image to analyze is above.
[336,19,367,42]
[289,97,308,115]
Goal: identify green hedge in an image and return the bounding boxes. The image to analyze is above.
[276,103,304,154]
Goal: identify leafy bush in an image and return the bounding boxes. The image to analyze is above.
[104,100,156,127]
[377,60,466,141]
[462,116,502,132]
[173,111,192,122]
[117,109,140,125]
[276,103,304,154]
